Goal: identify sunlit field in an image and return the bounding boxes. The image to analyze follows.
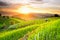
[0,14,60,40]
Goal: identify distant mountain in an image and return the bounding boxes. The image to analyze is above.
[0,11,60,20]
[12,13,58,20]
[29,13,54,18]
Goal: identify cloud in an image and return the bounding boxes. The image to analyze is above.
[43,0,60,4]
[29,0,60,10]
[0,1,8,6]
[0,0,60,10]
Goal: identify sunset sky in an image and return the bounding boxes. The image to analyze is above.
[0,0,60,14]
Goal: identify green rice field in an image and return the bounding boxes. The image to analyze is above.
[0,16,60,40]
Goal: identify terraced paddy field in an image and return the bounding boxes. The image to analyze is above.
[0,17,60,40]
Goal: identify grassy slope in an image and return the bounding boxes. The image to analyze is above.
[0,16,24,29]
[8,17,59,29]
[0,24,42,40]
[0,17,60,40]
[8,19,46,29]
[0,18,48,40]
[27,19,60,40]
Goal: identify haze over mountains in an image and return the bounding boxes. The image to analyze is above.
[0,9,60,20]
[13,13,60,20]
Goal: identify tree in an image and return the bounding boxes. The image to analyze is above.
[0,13,1,16]
[2,16,6,18]
[6,16,9,19]
[54,14,59,17]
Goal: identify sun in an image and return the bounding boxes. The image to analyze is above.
[17,6,31,14]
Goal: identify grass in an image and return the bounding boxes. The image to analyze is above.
[0,24,42,40]
[8,17,59,29]
[8,19,46,29]
[0,17,60,40]
[0,16,24,29]
[27,19,60,40]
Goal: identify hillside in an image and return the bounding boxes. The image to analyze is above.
[0,16,24,31]
[0,17,60,40]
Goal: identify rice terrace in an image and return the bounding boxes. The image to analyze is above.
[0,0,60,40]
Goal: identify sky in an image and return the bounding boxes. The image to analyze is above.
[0,0,60,13]
[0,0,60,8]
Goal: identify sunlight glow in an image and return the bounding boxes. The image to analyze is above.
[17,5,54,14]
[17,6,32,14]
